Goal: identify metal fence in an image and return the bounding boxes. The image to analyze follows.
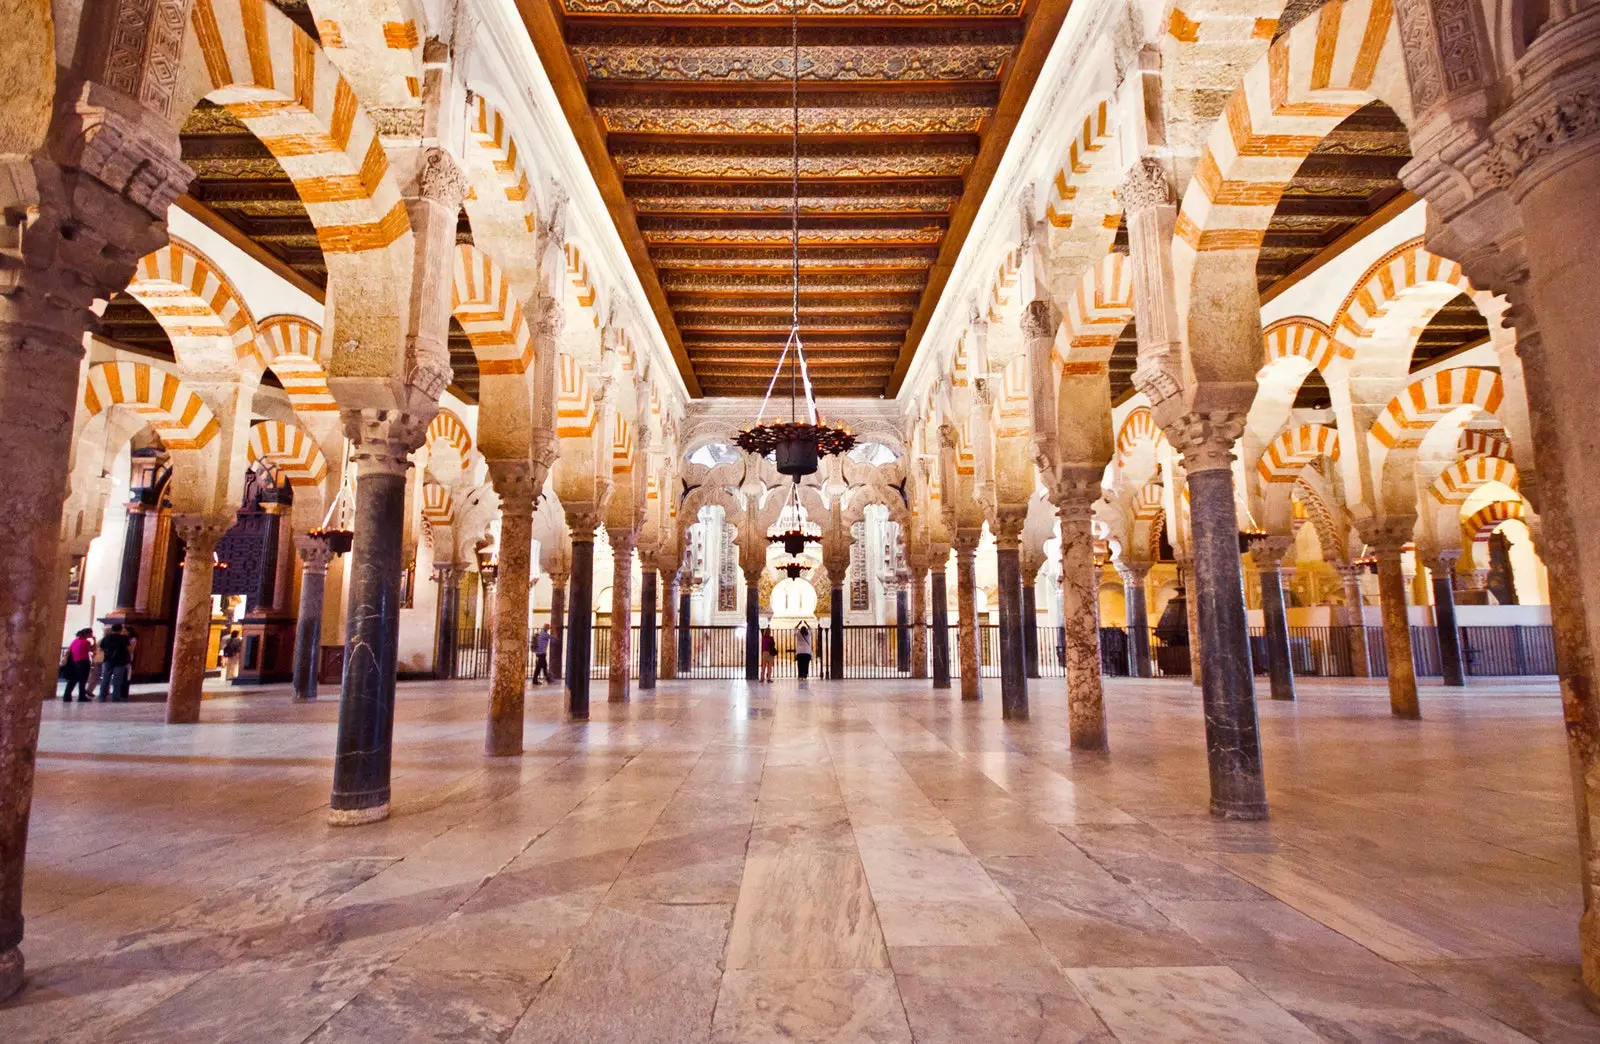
[448,620,1558,683]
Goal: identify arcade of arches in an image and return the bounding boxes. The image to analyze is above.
[3,0,1600,1038]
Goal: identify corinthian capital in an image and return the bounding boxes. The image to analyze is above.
[1116,156,1175,216]
[1166,411,1245,474]
[418,147,469,210]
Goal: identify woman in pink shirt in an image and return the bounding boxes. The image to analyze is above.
[63,628,95,702]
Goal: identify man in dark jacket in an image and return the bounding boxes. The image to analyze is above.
[98,624,134,702]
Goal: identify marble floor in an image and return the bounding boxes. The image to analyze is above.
[4,674,1599,1043]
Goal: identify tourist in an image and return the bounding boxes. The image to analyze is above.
[61,628,95,702]
[794,622,813,680]
[98,624,133,702]
[760,627,777,682]
[221,630,243,681]
[532,624,552,684]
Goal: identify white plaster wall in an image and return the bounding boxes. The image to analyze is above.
[60,443,133,644]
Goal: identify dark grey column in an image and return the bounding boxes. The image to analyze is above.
[830,584,845,680]
[114,502,149,610]
[994,527,1028,720]
[931,565,951,689]
[1430,552,1466,687]
[745,578,761,681]
[677,586,692,670]
[566,531,597,719]
[1021,581,1039,679]
[1176,427,1267,822]
[549,574,567,682]
[1253,540,1296,702]
[330,440,411,826]
[1121,563,1152,678]
[640,568,658,690]
[292,537,332,701]
[432,565,460,680]
[895,587,911,672]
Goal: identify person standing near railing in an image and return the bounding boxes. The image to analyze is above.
[760,627,777,683]
[532,624,552,685]
[795,622,813,681]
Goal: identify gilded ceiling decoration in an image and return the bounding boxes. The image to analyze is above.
[547,0,1048,394]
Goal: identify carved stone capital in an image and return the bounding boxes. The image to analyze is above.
[988,507,1027,549]
[937,422,958,450]
[1355,515,1416,556]
[1021,297,1056,342]
[1166,411,1245,474]
[610,527,638,556]
[431,563,462,586]
[1248,535,1296,572]
[1048,468,1102,522]
[49,84,193,222]
[344,408,429,477]
[1115,156,1175,216]
[368,106,426,139]
[487,460,539,514]
[532,292,565,340]
[1115,559,1151,583]
[171,514,230,555]
[566,506,605,539]
[293,533,335,573]
[418,147,469,210]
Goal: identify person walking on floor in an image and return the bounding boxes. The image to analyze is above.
[760,627,777,683]
[98,624,134,702]
[794,622,813,681]
[532,624,552,684]
[221,630,243,681]
[62,628,95,702]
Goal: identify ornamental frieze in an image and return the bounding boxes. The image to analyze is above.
[562,0,1021,14]
[574,43,1012,82]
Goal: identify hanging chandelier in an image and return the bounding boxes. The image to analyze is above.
[779,559,809,580]
[734,0,854,479]
[768,480,821,556]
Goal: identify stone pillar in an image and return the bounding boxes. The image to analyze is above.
[1119,562,1153,678]
[745,568,761,682]
[548,570,567,682]
[640,566,658,691]
[486,470,536,756]
[115,500,150,610]
[565,512,601,718]
[291,536,334,701]
[1337,564,1372,677]
[930,556,951,689]
[1170,417,1267,820]
[909,561,929,680]
[431,564,461,680]
[1055,480,1107,751]
[609,531,636,702]
[1252,538,1297,702]
[166,517,228,725]
[991,516,1028,720]
[1178,557,1204,687]
[0,109,190,999]
[1021,548,1042,680]
[677,582,693,673]
[1428,551,1466,687]
[954,533,982,701]
[331,418,425,825]
[1366,522,1420,719]
[829,581,845,680]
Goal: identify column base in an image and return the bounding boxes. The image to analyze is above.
[327,802,390,827]
[1003,707,1029,722]
[1209,798,1269,822]
[0,945,21,1003]
[1391,708,1422,721]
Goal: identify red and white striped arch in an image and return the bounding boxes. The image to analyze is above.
[1462,499,1526,544]
[1430,455,1520,506]
[426,409,473,460]
[256,315,336,413]
[246,420,328,487]
[82,362,220,450]
[1371,367,1504,451]
[1256,423,1339,484]
[557,354,598,439]
[1333,238,1473,343]
[421,482,455,527]
[1055,252,1134,369]
[452,243,535,376]
[126,240,260,375]
[1115,406,1166,464]
[468,94,538,234]
[1046,99,1112,229]
[1261,317,1341,375]
[1458,429,1512,461]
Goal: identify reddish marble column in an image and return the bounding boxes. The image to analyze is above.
[1366,523,1420,719]
[1058,496,1107,751]
[909,562,929,680]
[609,531,636,702]
[166,517,228,725]
[1337,565,1371,678]
[486,474,535,756]
[954,534,982,701]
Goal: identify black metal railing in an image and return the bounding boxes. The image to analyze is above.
[447,620,1558,683]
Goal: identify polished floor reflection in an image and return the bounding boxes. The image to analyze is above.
[4,675,1598,1042]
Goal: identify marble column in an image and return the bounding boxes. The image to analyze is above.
[1021,550,1041,679]
[1171,419,1266,820]
[1119,562,1153,678]
[165,517,228,725]
[431,564,461,680]
[1367,522,1420,719]
[1429,551,1466,687]
[609,531,636,702]
[1179,558,1204,687]
[1337,564,1371,677]
[895,585,912,673]
[954,534,982,701]
[115,501,150,610]
[291,536,334,701]
[1056,482,1107,751]
[565,513,600,719]
[640,567,658,691]
[548,571,567,682]
[677,584,692,673]
[745,571,762,682]
[992,518,1028,721]
[331,423,421,825]
[829,582,845,681]
[931,554,951,689]
[486,474,536,756]
[1252,538,1297,702]
[909,563,929,680]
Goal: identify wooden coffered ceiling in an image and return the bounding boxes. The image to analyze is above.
[521,0,1070,398]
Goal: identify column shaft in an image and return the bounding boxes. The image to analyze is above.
[1341,571,1371,677]
[1258,567,1296,702]
[931,569,951,689]
[1022,583,1039,679]
[677,587,692,673]
[895,588,912,673]
[486,505,533,756]
[955,545,981,701]
[1188,468,1267,819]
[1376,550,1420,718]
[995,544,1028,720]
[115,507,147,610]
[1433,575,1466,687]
[433,569,459,680]
[549,581,566,682]
[609,539,635,702]
[166,526,222,725]
[745,580,760,681]
[639,569,658,690]
[910,570,929,680]
[1123,569,1152,678]
[293,560,328,701]
[331,464,408,823]
[829,585,845,680]
[567,540,596,718]
[1060,516,1107,750]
